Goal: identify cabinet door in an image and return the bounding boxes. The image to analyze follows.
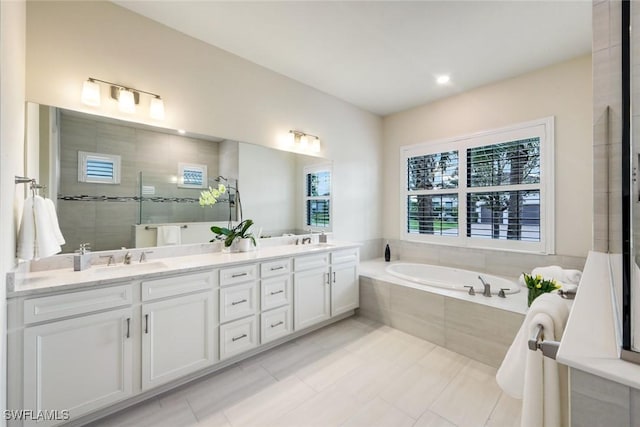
[142,291,215,390]
[331,263,359,316]
[23,308,133,426]
[294,267,330,331]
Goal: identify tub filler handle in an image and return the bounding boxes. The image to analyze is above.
[528,324,560,360]
[463,285,475,296]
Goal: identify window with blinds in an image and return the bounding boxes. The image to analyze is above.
[304,165,331,229]
[78,151,121,184]
[401,117,554,253]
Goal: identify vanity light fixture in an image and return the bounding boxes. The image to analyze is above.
[80,77,165,120]
[288,130,321,153]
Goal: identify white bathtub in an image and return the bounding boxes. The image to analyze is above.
[385,262,520,295]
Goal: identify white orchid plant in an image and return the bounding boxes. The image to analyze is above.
[199,183,226,206]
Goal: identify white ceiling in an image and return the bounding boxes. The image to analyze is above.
[115,1,592,116]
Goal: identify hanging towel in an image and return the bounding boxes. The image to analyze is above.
[44,198,65,245]
[157,225,182,246]
[496,293,570,427]
[17,196,62,260]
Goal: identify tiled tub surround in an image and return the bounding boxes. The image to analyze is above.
[359,259,526,368]
[7,242,360,426]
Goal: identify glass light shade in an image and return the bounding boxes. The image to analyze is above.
[118,89,136,114]
[81,80,101,107]
[311,137,321,153]
[149,97,165,120]
[299,134,309,148]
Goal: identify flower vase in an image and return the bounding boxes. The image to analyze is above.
[237,238,253,252]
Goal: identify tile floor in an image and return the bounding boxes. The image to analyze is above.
[88,316,522,427]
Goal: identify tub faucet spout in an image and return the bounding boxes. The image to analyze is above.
[478,275,492,297]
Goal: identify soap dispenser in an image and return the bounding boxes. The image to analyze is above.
[384,242,391,262]
[74,243,91,271]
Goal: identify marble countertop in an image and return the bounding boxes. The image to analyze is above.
[8,242,360,298]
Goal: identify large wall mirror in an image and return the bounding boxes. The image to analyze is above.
[25,103,328,253]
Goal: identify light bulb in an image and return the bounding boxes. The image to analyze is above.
[81,79,101,107]
[149,97,165,120]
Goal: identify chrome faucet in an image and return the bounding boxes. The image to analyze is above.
[301,237,312,244]
[123,251,132,265]
[99,255,115,266]
[478,275,492,297]
[139,251,153,263]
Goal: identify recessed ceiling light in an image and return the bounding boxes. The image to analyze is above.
[177,129,186,134]
[436,75,450,85]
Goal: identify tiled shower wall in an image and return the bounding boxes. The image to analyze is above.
[593,0,623,253]
[57,112,230,252]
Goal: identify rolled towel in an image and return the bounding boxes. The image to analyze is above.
[531,266,582,286]
[563,269,582,285]
[497,293,570,427]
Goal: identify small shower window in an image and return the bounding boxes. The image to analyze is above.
[78,151,121,184]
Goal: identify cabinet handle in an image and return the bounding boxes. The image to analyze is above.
[333,272,336,283]
[270,290,284,295]
[270,321,284,328]
[126,318,131,338]
[231,299,247,306]
[232,334,247,342]
[144,314,149,334]
[232,272,248,278]
[270,266,285,271]
[326,273,330,285]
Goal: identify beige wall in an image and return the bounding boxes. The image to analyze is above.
[25,1,383,246]
[1,0,26,420]
[383,54,593,258]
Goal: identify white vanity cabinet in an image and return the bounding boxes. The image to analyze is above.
[330,249,360,316]
[260,258,293,344]
[294,253,331,330]
[140,271,217,391]
[219,264,260,360]
[21,287,135,426]
[8,243,360,426]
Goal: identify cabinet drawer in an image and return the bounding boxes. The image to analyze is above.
[219,315,258,360]
[261,306,292,344]
[220,281,258,323]
[261,275,292,311]
[331,248,359,265]
[261,258,292,278]
[220,264,258,287]
[294,254,328,272]
[142,271,215,301]
[24,284,132,324]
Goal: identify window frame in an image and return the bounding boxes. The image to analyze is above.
[400,117,555,254]
[77,151,121,185]
[303,163,332,232]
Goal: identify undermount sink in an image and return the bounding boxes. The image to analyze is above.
[92,261,168,274]
[303,243,335,249]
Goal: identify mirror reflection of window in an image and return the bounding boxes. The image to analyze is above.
[304,165,331,230]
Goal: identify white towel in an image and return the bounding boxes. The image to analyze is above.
[519,266,583,288]
[17,196,62,260]
[157,225,182,246]
[496,293,569,427]
[44,198,65,245]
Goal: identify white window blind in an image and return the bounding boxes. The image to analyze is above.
[78,151,121,184]
[401,117,554,254]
